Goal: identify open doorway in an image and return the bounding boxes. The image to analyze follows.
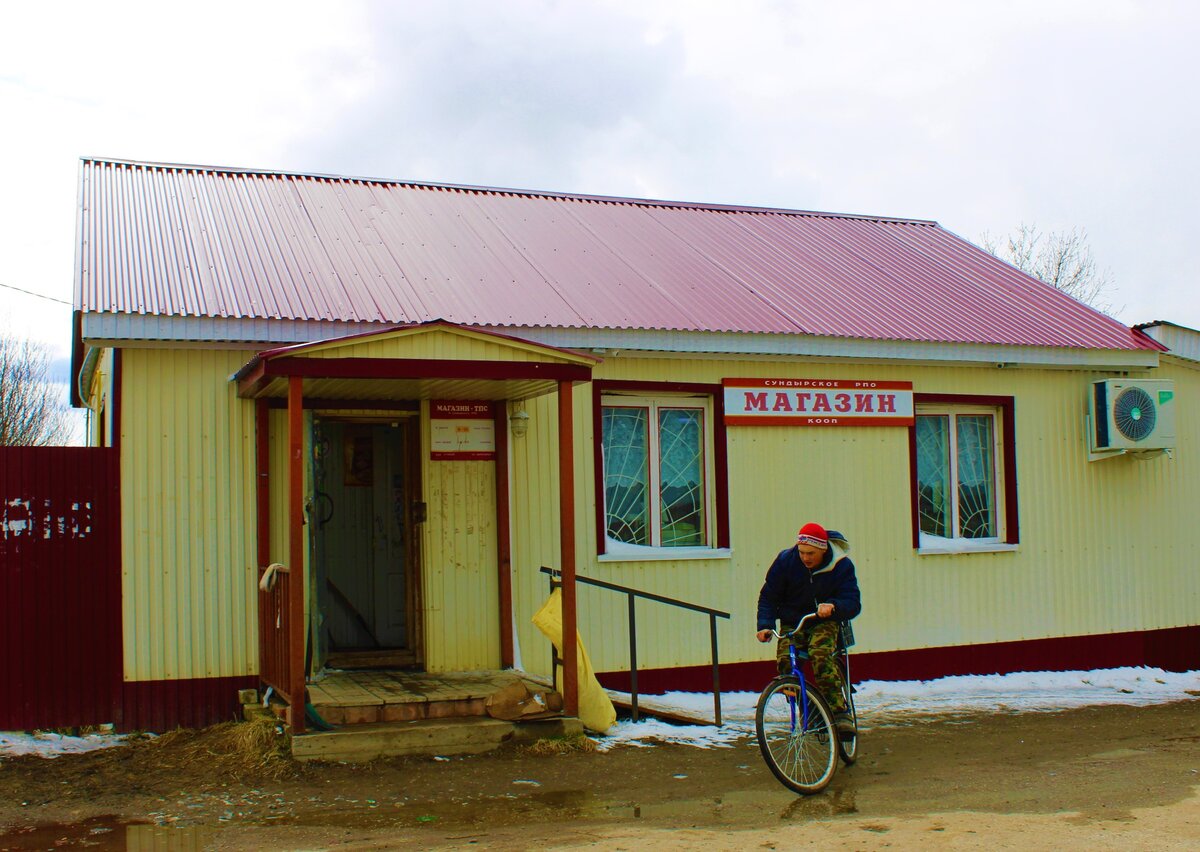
[312,416,422,670]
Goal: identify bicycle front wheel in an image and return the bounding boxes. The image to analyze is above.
[755,676,838,795]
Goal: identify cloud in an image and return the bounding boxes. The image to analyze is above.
[48,356,73,386]
[2,0,1199,345]
[291,1,693,194]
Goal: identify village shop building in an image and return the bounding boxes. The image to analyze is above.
[31,158,1200,731]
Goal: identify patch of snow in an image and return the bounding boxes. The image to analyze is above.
[593,666,1200,750]
[597,714,751,751]
[856,666,1200,721]
[0,729,129,759]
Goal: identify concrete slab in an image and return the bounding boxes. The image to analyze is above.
[292,717,513,763]
[507,717,585,744]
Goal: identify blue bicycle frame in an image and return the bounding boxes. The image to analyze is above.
[778,611,823,732]
[788,643,812,731]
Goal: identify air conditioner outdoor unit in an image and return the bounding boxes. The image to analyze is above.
[1088,379,1176,454]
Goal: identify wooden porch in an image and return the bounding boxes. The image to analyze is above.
[288,669,577,762]
[306,669,563,726]
[239,322,598,734]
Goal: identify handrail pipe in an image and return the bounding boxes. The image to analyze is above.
[540,566,732,726]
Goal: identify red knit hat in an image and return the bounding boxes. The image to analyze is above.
[797,523,829,550]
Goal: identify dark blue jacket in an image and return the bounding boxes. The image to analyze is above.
[756,531,861,631]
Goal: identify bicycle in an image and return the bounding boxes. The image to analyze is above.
[755,612,858,795]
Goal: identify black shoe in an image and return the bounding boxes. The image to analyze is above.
[833,712,855,735]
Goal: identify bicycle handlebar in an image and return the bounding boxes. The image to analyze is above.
[771,611,824,640]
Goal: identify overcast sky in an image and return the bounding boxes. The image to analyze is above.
[2,0,1198,380]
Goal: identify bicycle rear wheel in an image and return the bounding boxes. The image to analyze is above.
[835,626,858,765]
[755,676,838,795]
[836,678,857,765]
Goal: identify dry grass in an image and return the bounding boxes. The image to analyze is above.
[105,717,295,781]
[516,734,598,756]
[181,717,292,779]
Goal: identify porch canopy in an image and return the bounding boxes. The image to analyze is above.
[232,320,598,732]
[235,319,596,402]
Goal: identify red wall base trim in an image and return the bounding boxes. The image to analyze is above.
[595,625,1200,695]
[116,676,259,733]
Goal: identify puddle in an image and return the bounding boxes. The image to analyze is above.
[255,789,759,832]
[0,788,854,846]
[0,816,212,850]
[272,788,604,831]
[778,787,859,820]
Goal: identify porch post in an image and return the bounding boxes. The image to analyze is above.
[255,398,271,570]
[494,404,514,669]
[255,398,271,682]
[558,381,579,716]
[287,376,307,734]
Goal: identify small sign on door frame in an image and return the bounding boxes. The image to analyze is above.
[430,401,496,460]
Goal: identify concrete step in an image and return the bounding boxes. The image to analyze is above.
[290,715,584,763]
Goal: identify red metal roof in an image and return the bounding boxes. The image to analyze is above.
[75,158,1161,351]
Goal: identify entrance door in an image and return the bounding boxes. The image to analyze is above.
[313,417,421,667]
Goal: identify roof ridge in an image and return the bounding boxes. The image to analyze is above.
[79,156,939,225]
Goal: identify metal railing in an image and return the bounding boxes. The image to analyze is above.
[540,566,732,726]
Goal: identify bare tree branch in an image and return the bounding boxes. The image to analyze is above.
[0,332,73,446]
[981,223,1116,314]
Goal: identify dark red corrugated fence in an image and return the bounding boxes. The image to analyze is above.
[0,447,122,730]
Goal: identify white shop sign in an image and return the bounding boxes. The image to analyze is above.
[723,378,914,426]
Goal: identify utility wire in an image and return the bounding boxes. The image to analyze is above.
[0,281,73,305]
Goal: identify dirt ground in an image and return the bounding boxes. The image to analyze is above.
[1,700,1198,850]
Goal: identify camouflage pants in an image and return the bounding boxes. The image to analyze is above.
[775,620,847,714]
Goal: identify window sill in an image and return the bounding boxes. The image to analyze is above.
[598,547,732,564]
[917,540,1019,556]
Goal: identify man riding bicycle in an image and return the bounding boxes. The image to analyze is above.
[755,523,861,735]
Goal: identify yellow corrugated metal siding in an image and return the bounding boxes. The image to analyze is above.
[266,409,290,568]
[509,354,1200,677]
[115,339,1200,684]
[120,348,260,681]
[420,397,501,672]
[509,392,564,673]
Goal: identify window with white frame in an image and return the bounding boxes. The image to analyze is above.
[914,406,1005,543]
[600,394,715,549]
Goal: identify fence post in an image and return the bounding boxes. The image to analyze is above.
[710,613,722,727]
[628,592,639,722]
